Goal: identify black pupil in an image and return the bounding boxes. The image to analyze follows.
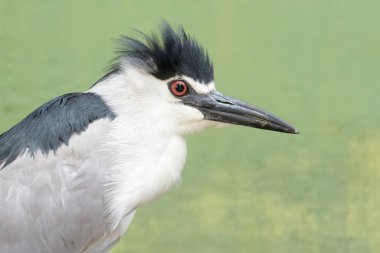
[175,83,185,92]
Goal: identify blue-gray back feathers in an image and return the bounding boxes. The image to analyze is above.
[0,93,115,168]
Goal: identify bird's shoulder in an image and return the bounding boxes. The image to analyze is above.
[0,92,116,168]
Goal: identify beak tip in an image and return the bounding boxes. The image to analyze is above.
[292,128,300,134]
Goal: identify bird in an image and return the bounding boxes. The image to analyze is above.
[0,23,298,253]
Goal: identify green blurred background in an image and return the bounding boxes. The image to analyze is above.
[0,1,379,252]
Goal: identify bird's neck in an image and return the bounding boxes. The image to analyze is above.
[103,114,187,229]
[90,77,188,229]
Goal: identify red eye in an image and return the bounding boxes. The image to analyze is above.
[169,80,188,97]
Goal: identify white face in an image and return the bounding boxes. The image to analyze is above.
[91,66,220,136]
[144,73,220,135]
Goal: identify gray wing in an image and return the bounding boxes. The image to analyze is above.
[0,152,108,253]
[0,93,117,253]
[0,92,115,167]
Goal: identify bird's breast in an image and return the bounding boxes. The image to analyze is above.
[138,135,187,203]
[103,121,188,227]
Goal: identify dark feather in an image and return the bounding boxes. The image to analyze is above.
[110,22,214,84]
[0,93,116,168]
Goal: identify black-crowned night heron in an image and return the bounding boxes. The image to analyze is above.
[0,23,298,253]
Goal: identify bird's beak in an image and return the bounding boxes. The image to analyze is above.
[182,91,299,134]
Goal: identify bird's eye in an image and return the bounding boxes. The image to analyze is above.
[169,80,188,97]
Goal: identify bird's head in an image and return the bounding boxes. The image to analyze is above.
[93,23,298,136]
